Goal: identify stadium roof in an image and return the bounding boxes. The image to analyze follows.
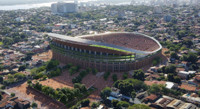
[47,32,162,55]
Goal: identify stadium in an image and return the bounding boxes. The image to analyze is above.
[48,32,162,72]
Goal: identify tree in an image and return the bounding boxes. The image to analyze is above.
[46,60,59,70]
[132,69,144,81]
[164,64,176,73]
[176,30,186,39]
[131,91,136,99]
[148,84,162,94]
[80,99,90,107]
[167,73,174,82]
[74,83,87,92]
[91,102,99,109]
[198,91,200,96]
[103,72,110,80]
[0,76,3,83]
[116,101,129,109]
[128,104,150,109]
[183,40,193,48]
[14,73,26,81]
[100,87,111,101]
[0,93,2,100]
[11,93,15,97]
[113,79,147,96]
[170,52,179,59]
[27,79,32,85]
[187,53,198,63]
[60,94,67,104]
[111,100,119,108]
[92,68,98,75]
[18,65,26,71]
[31,102,38,108]
[112,74,118,82]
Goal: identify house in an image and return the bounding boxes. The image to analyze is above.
[166,99,185,109]
[15,99,30,109]
[178,71,196,79]
[152,95,174,108]
[0,91,30,109]
[150,95,198,109]
[149,66,159,73]
[144,94,159,103]
[165,82,178,89]
[179,84,197,92]
[182,93,200,105]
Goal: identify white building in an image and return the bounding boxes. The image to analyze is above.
[51,2,78,14]
[182,93,200,104]
[165,82,178,89]
[178,71,196,79]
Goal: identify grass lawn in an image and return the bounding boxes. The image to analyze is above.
[90,44,132,53]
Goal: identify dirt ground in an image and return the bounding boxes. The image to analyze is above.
[6,83,66,109]
[40,69,132,102]
[32,50,52,62]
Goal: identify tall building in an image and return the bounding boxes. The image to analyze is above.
[153,6,162,14]
[164,14,172,22]
[51,2,78,14]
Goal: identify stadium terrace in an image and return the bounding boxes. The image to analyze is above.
[48,32,162,72]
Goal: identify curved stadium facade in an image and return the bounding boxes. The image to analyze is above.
[48,32,162,72]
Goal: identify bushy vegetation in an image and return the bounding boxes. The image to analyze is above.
[31,60,61,79]
[132,69,145,81]
[128,104,150,109]
[30,82,89,106]
[148,84,182,96]
[70,99,90,109]
[3,73,26,85]
[113,79,147,96]
[72,70,90,84]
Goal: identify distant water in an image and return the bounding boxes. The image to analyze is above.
[0,0,96,10]
[0,2,55,10]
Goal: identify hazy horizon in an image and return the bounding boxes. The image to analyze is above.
[0,0,132,5]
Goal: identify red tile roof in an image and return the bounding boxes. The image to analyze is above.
[179,84,196,91]
[145,94,158,101]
